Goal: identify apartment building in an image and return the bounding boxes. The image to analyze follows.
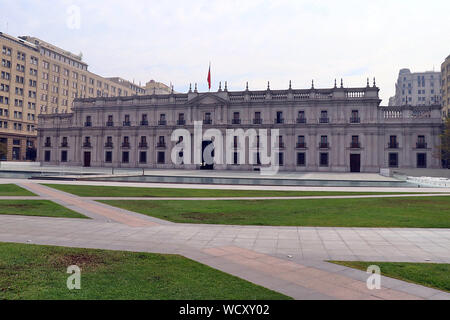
[388,68,441,107]
[441,55,450,117]
[37,81,443,172]
[0,32,145,161]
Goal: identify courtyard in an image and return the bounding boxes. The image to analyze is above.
[0,178,449,300]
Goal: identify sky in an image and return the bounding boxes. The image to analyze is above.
[1,0,449,103]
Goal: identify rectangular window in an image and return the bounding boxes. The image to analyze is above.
[122,151,129,163]
[61,150,68,162]
[297,153,306,166]
[139,152,147,164]
[105,151,112,163]
[389,153,398,168]
[157,151,165,164]
[233,152,239,165]
[417,153,427,168]
[320,153,329,167]
[44,150,51,162]
[278,152,284,166]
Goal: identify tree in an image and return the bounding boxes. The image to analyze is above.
[436,117,450,169]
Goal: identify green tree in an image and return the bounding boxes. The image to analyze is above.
[436,117,450,168]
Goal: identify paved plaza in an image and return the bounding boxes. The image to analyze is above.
[0,179,449,300]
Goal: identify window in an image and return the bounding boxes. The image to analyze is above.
[297,135,306,148]
[44,150,51,162]
[61,150,68,162]
[105,151,112,163]
[232,112,240,124]
[122,151,129,163]
[350,110,359,123]
[297,110,306,123]
[275,111,283,123]
[157,152,165,164]
[320,136,328,148]
[297,153,306,166]
[417,153,427,168]
[351,136,360,148]
[139,152,147,164]
[389,153,398,168]
[320,110,329,123]
[320,153,329,167]
[278,152,284,166]
[389,135,398,148]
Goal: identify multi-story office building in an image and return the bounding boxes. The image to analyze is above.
[441,55,450,117]
[0,32,145,161]
[144,80,172,95]
[388,68,441,107]
[37,81,443,172]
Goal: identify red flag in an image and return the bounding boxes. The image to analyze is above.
[207,63,211,90]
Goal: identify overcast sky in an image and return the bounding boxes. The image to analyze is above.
[1,0,449,103]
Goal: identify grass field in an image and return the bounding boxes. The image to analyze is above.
[0,184,36,196]
[0,200,87,219]
[42,183,424,198]
[100,196,450,228]
[331,261,450,293]
[0,243,290,300]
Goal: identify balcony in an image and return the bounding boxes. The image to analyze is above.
[319,142,329,149]
[138,142,148,149]
[105,142,114,148]
[60,142,68,148]
[177,119,186,125]
[388,142,399,149]
[253,118,262,125]
[232,118,241,125]
[296,118,307,124]
[123,121,131,126]
[44,142,51,147]
[82,142,91,148]
[84,122,92,127]
[350,142,361,149]
[158,120,167,126]
[157,142,166,148]
[319,117,329,124]
[203,119,212,125]
[274,118,284,124]
[350,117,360,123]
[296,143,307,149]
[121,142,130,148]
[140,120,148,126]
[416,142,427,149]
[276,142,285,149]
[106,121,114,127]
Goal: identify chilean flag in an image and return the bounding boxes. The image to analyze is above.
[207,62,211,91]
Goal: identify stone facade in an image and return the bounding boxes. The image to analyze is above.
[37,82,443,172]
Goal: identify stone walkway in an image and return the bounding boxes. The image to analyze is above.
[0,180,449,300]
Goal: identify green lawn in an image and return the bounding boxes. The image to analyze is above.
[43,183,422,198]
[0,200,87,219]
[0,243,290,300]
[331,261,450,293]
[0,184,36,196]
[100,196,450,228]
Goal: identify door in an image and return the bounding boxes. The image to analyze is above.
[84,152,91,167]
[200,140,214,170]
[350,154,360,172]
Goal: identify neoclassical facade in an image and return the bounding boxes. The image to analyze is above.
[37,82,443,172]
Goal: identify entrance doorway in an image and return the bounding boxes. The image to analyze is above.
[350,154,360,172]
[200,140,214,170]
[84,152,91,167]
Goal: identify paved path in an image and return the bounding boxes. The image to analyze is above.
[0,180,449,300]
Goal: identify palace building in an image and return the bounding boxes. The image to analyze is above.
[37,80,443,172]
